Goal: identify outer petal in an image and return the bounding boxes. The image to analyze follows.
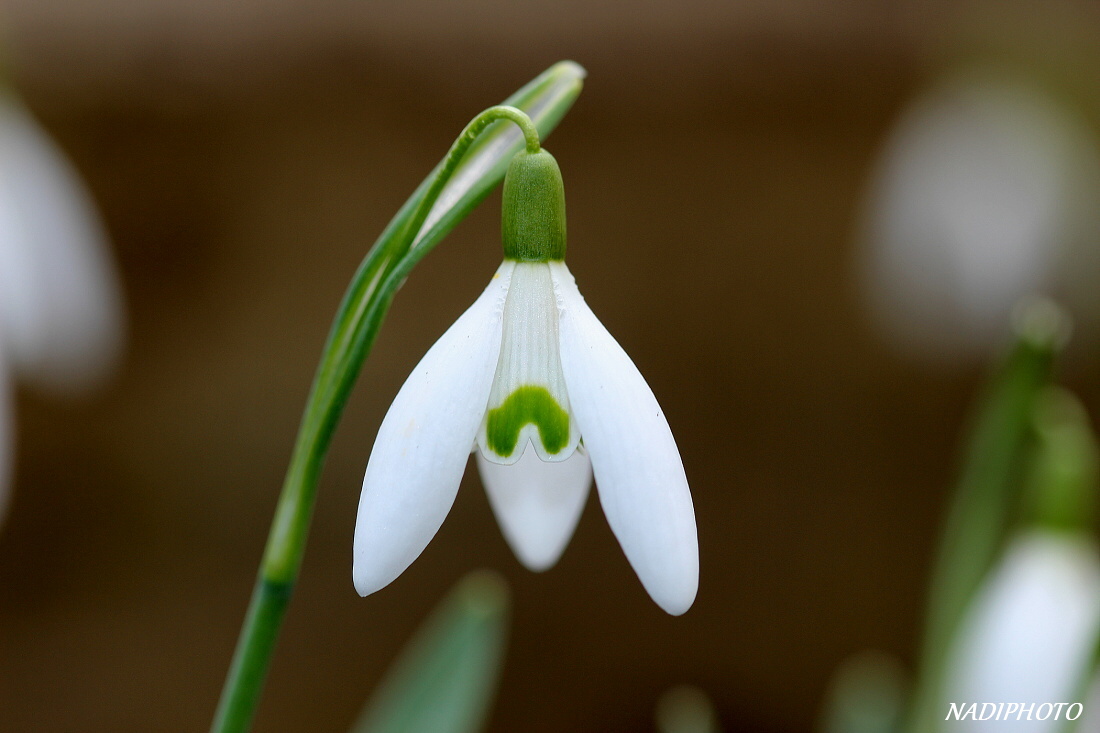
[550,261,698,615]
[354,263,514,596]
[0,95,125,393]
[476,442,592,571]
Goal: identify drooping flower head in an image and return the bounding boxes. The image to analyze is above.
[0,93,125,393]
[0,91,126,527]
[354,139,699,614]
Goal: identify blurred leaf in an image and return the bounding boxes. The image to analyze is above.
[821,652,907,733]
[656,686,721,733]
[1024,387,1099,533]
[352,572,510,733]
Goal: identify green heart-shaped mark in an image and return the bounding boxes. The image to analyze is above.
[485,385,570,458]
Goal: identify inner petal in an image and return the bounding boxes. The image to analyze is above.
[477,261,580,464]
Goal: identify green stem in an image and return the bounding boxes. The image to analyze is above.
[209,106,545,733]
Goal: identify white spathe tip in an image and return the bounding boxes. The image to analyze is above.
[943,531,1100,726]
[0,94,125,393]
[477,442,592,571]
[353,263,513,597]
[550,261,699,615]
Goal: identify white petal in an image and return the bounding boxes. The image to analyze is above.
[353,262,514,596]
[943,531,1100,729]
[0,95,124,393]
[550,261,698,615]
[477,442,592,571]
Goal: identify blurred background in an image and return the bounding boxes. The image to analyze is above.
[2,1,1100,731]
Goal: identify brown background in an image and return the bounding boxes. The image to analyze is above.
[1,1,1098,732]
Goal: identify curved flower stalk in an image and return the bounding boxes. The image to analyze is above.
[354,145,699,615]
[0,92,125,393]
[858,67,1100,364]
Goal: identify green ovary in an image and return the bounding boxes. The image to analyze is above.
[485,385,571,458]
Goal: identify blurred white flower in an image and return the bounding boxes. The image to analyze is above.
[0,92,126,526]
[859,68,1100,364]
[942,531,1100,730]
[0,93,124,393]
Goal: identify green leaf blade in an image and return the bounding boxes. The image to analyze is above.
[352,572,511,733]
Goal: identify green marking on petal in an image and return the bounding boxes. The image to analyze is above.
[485,385,570,458]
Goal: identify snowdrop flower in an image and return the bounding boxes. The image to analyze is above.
[0,91,125,526]
[859,68,1100,364]
[942,532,1100,731]
[0,92,124,394]
[354,147,698,614]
